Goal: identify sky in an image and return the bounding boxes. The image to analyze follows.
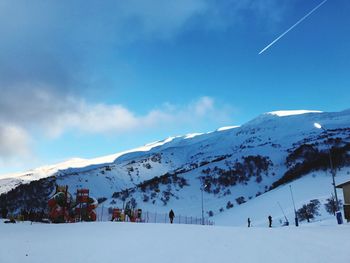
[0,0,349,174]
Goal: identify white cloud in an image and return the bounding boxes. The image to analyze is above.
[0,124,31,161]
[48,96,230,136]
[0,87,232,163]
[193,96,214,116]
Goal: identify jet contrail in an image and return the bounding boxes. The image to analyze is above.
[259,0,328,55]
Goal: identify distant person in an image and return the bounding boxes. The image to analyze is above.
[268,215,272,228]
[169,209,175,224]
[247,217,251,227]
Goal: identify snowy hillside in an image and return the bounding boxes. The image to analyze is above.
[214,167,350,226]
[1,109,350,224]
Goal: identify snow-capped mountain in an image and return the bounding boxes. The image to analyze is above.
[1,109,350,221]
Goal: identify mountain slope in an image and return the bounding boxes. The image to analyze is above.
[1,109,350,222]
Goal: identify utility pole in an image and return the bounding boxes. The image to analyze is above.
[314,123,343,224]
[289,185,298,227]
[200,178,207,225]
[326,143,340,210]
[201,185,204,225]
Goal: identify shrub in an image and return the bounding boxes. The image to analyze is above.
[297,199,321,222]
[236,196,246,205]
[143,163,152,169]
[143,194,150,202]
[226,201,234,209]
[97,197,107,204]
[324,195,343,215]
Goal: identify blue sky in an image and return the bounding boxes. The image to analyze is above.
[0,0,349,174]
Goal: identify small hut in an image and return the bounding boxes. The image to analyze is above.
[336,180,350,222]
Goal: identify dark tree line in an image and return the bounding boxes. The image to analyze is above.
[0,177,56,213]
[112,172,188,206]
[137,172,188,193]
[272,142,350,189]
[200,155,272,194]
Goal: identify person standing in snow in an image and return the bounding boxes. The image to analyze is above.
[169,209,175,224]
[268,215,272,227]
[247,217,251,227]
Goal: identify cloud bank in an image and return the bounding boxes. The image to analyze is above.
[0,87,230,162]
[0,0,294,165]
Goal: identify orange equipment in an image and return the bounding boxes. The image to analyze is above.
[48,186,98,223]
[75,189,98,222]
[48,185,72,223]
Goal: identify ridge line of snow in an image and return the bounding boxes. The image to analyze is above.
[268,110,322,117]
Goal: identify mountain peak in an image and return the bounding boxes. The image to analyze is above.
[267,110,322,117]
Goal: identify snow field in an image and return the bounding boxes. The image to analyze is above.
[214,169,350,226]
[0,221,349,263]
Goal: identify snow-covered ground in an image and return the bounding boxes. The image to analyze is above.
[213,168,350,226]
[0,221,349,263]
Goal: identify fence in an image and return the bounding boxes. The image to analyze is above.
[97,207,214,226]
[141,211,214,225]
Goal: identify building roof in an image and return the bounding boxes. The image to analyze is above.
[336,180,350,188]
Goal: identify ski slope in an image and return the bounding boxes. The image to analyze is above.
[213,168,350,226]
[0,221,349,263]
